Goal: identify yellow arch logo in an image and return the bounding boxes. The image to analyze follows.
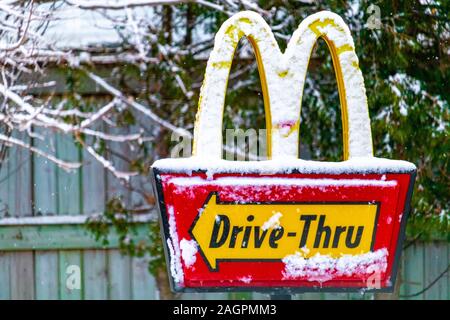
[192,11,373,161]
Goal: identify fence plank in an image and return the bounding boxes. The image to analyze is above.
[59,250,83,300]
[251,293,269,300]
[84,250,108,299]
[447,243,450,300]
[33,130,57,215]
[0,150,9,219]
[424,241,448,300]
[206,292,229,300]
[8,135,32,217]
[35,252,58,299]
[108,251,132,299]
[301,292,325,300]
[8,133,35,300]
[0,252,11,299]
[347,292,367,300]
[182,292,207,300]
[106,128,131,299]
[322,293,349,300]
[402,244,425,300]
[56,134,82,215]
[82,140,105,216]
[10,252,35,300]
[131,257,156,299]
[0,146,11,299]
[82,143,109,300]
[33,130,59,300]
[399,249,407,298]
[56,133,83,300]
[0,222,149,250]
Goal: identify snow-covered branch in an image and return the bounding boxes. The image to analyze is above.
[66,0,190,10]
[0,133,81,171]
[0,0,34,51]
[82,68,192,138]
[74,133,139,181]
[65,0,267,15]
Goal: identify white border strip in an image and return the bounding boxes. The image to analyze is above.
[168,176,398,187]
[0,213,155,226]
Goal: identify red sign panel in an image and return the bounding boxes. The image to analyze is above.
[152,167,416,293]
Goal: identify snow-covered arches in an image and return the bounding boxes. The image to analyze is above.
[192,11,278,159]
[193,11,373,160]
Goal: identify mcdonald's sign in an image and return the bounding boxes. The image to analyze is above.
[151,10,416,293]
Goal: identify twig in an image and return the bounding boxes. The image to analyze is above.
[0,0,34,52]
[403,232,423,250]
[81,68,191,138]
[65,0,190,10]
[75,133,138,181]
[79,99,117,128]
[400,263,450,298]
[0,133,81,171]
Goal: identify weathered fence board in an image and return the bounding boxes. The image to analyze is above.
[0,223,149,250]
[84,250,108,300]
[59,250,83,300]
[6,133,35,300]
[34,131,59,300]
[401,243,425,299]
[0,148,11,300]
[35,251,58,300]
[108,251,132,299]
[131,257,157,299]
[56,134,84,300]
[0,252,10,299]
[424,242,449,300]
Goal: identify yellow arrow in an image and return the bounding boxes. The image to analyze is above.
[190,193,379,271]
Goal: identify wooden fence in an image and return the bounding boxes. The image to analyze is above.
[0,133,448,300]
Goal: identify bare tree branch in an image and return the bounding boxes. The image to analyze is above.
[81,68,192,138]
[65,0,190,10]
[75,133,138,181]
[400,263,450,298]
[0,0,34,52]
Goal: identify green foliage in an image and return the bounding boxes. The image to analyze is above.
[80,0,448,278]
[86,197,166,276]
[223,0,449,239]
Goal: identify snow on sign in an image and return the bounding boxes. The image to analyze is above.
[151,11,416,293]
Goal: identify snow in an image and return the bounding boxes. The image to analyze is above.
[262,212,282,231]
[238,275,253,284]
[167,176,398,188]
[193,11,373,160]
[0,214,154,225]
[153,157,416,177]
[388,73,426,117]
[282,248,388,283]
[38,2,157,48]
[300,246,310,256]
[180,238,198,268]
[166,206,184,284]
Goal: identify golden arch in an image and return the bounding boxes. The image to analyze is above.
[193,11,373,160]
